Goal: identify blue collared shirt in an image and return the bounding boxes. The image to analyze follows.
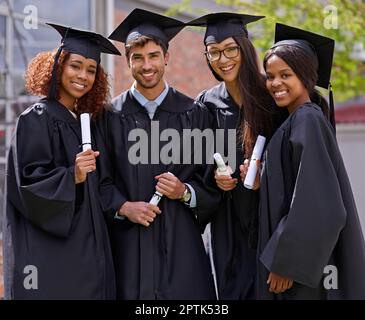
[131,81,169,115]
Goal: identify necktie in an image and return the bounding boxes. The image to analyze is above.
[144,101,158,120]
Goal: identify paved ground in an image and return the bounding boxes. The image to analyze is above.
[0,238,3,299]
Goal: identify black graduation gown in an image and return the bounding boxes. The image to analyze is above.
[198,83,258,300]
[97,88,219,300]
[3,99,116,299]
[257,102,365,299]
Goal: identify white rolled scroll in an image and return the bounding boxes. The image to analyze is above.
[149,191,163,206]
[213,153,231,176]
[80,113,91,151]
[244,135,266,189]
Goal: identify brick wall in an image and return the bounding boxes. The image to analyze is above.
[113,10,218,98]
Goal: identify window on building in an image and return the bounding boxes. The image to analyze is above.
[0,0,94,226]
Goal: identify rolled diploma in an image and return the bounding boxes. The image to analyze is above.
[81,113,91,151]
[213,153,231,176]
[244,135,266,189]
[149,191,163,205]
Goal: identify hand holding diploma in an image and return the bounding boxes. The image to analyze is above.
[118,167,169,227]
[150,172,175,205]
[240,159,261,190]
[213,153,237,191]
[155,172,185,200]
[214,153,231,176]
[240,135,266,190]
[75,113,99,184]
[81,113,92,151]
[119,201,161,227]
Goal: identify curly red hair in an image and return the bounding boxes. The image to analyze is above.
[25,48,110,118]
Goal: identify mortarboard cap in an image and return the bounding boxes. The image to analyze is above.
[47,23,121,63]
[46,23,121,100]
[186,12,265,45]
[272,23,336,130]
[273,23,334,89]
[109,8,185,47]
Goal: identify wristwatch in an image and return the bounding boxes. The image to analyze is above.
[180,184,192,204]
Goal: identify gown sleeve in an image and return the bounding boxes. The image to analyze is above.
[94,109,128,216]
[12,106,76,237]
[184,101,222,230]
[260,107,347,288]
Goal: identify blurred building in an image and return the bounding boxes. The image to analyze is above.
[0,0,103,230]
[336,97,365,234]
[0,0,364,298]
[0,0,233,230]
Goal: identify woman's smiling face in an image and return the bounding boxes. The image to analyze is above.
[265,54,310,113]
[206,37,242,85]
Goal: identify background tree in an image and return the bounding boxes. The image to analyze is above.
[167,0,365,103]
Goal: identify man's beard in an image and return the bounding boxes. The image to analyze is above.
[135,71,162,89]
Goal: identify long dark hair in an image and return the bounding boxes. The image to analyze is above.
[206,36,287,157]
[263,44,330,119]
[235,36,281,157]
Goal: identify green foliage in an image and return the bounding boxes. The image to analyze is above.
[168,0,365,102]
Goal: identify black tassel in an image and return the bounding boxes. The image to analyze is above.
[329,82,336,133]
[47,45,63,100]
[48,28,69,100]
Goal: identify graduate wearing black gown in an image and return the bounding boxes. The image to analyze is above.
[3,24,120,299]
[188,13,285,300]
[256,23,365,299]
[198,83,258,299]
[98,9,218,300]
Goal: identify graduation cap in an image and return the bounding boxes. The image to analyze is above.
[108,8,185,47]
[273,23,334,89]
[186,12,265,45]
[272,23,336,130]
[46,23,121,100]
[47,23,121,63]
